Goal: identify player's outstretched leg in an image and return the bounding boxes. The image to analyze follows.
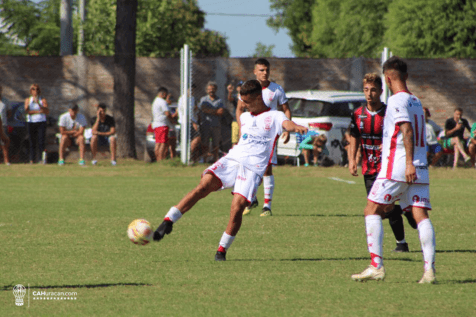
[215,194,248,261]
[154,173,221,242]
[261,175,274,216]
[242,197,258,215]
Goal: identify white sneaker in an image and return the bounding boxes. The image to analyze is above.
[111,160,117,166]
[351,265,386,282]
[418,268,436,284]
[92,160,98,165]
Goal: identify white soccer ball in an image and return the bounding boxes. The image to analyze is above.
[127,219,153,245]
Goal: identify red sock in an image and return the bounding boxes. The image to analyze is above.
[370,253,382,268]
[217,246,226,253]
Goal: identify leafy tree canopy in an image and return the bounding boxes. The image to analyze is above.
[251,42,275,58]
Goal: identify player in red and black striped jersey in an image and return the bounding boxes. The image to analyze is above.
[348,73,417,253]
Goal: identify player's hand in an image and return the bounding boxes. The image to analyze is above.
[348,160,358,177]
[405,164,417,184]
[216,108,224,116]
[281,131,290,144]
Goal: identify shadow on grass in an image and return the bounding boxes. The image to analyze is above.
[279,214,363,217]
[1,283,151,291]
[435,249,476,254]
[231,257,418,262]
[443,279,476,284]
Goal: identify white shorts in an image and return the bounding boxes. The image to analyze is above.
[203,157,262,204]
[368,178,432,211]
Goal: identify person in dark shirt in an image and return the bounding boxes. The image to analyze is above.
[349,73,416,253]
[90,103,116,166]
[444,108,471,168]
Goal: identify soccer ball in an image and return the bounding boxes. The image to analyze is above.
[127,219,153,245]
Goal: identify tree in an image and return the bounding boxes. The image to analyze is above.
[385,0,476,58]
[113,0,137,159]
[251,42,275,58]
[267,0,315,57]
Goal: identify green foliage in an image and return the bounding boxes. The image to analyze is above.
[268,0,316,57]
[385,0,476,58]
[251,42,275,58]
[81,0,116,56]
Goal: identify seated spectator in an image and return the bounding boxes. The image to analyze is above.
[444,107,471,168]
[58,105,88,166]
[298,131,328,166]
[90,103,117,166]
[468,122,476,168]
[424,108,443,166]
[0,85,11,165]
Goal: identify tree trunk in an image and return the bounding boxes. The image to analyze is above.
[113,0,138,158]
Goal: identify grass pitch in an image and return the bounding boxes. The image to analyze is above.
[1,161,475,316]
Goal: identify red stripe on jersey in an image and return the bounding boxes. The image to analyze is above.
[386,124,400,179]
[268,135,280,165]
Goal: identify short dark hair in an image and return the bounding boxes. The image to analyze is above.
[383,56,407,80]
[363,73,383,90]
[255,58,270,68]
[239,80,262,97]
[455,107,463,113]
[70,104,79,111]
[157,87,168,95]
[98,103,107,110]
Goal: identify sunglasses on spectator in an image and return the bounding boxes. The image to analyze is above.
[31,88,38,91]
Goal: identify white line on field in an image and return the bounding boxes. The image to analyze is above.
[327,177,356,184]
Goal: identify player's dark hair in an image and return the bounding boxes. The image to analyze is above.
[98,103,107,110]
[255,58,270,68]
[455,107,463,113]
[240,80,262,97]
[363,73,382,90]
[157,87,168,95]
[383,56,407,80]
[70,104,79,111]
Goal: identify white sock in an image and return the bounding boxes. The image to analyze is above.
[418,218,436,271]
[365,215,384,269]
[263,175,274,209]
[397,239,406,244]
[164,206,182,223]
[219,232,235,250]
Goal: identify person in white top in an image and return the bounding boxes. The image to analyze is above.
[24,84,49,164]
[0,85,11,165]
[423,107,444,166]
[151,87,175,161]
[352,57,436,284]
[151,80,307,261]
[58,105,88,166]
[236,58,292,217]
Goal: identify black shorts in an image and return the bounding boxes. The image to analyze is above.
[364,174,378,195]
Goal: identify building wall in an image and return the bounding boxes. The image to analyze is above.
[1,56,475,156]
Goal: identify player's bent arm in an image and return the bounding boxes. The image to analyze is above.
[282,120,307,135]
[60,126,73,136]
[400,122,416,184]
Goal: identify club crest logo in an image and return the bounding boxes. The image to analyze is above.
[384,194,392,202]
[13,284,26,306]
[412,195,420,203]
[264,116,272,131]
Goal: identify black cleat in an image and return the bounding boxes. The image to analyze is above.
[153,220,173,241]
[404,212,418,229]
[392,242,409,252]
[215,251,226,261]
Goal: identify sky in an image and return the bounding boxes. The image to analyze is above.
[197,0,294,58]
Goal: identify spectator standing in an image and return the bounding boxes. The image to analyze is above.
[444,108,471,167]
[90,103,117,166]
[58,105,88,166]
[25,84,49,164]
[151,87,174,161]
[0,85,11,165]
[227,81,242,147]
[198,81,225,162]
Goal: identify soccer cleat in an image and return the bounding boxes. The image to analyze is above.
[404,212,418,229]
[351,265,386,282]
[92,160,98,166]
[393,242,409,252]
[111,160,117,166]
[418,268,436,284]
[58,159,65,166]
[79,159,86,166]
[304,163,309,167]
[260,207,272,217]
[215,251,226,261]
[153,220,173,242]
[243,198,258,215]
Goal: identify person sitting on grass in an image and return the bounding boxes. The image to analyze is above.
[298,132,327,167]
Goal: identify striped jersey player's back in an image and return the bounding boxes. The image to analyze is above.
[349,105,386,175]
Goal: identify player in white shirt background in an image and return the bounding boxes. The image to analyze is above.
[351,57,436,284]
[236,58,292,217]
[152,80,307,261]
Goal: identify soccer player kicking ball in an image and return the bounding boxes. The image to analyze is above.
[153,80,307,261]
[351,57,436,284]
[349,73,417,253]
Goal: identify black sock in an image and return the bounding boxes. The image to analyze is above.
[388,205,405,242]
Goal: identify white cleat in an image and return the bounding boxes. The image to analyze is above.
[418,268,436,284]
[351,265,386,282]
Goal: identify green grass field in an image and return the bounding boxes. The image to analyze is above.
[1,161,475,316]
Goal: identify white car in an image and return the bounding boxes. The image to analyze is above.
[277,90,366,165]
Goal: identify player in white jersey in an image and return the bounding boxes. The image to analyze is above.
[352,57,436,284]
[236,58,292,217]
[152,80,307,261]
